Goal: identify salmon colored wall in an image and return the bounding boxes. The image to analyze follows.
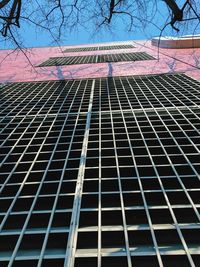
[1,41,200,83]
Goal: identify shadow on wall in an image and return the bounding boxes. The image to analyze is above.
[167,58,177,72]
[56,66,65,80]
[39,64,109,80]
[108,62,113,77]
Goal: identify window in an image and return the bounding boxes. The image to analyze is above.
[39,52,155,66]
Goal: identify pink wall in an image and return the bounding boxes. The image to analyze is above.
[1,41,200,83]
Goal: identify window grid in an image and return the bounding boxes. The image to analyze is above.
[38,52,155,67]
[64,45,135,52]
[114,77,198,266]
[0,79,92,118]
[104,78,163,266]
[0,73,200,267]
[101,80,132,266]
[0,80,92,166]
[0,80,91,266]
[2,73,200,119]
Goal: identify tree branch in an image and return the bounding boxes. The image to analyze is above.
[163,0,190,31]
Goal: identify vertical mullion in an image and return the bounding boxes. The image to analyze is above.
[36,84,91,266]
[98,79,102,267]
[106,77,132,267]
[6,79,84,266]
[64,79,95,267]
[0,80,76,265]
[115,77,164,267]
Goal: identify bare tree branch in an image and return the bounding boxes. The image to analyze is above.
[0,0,200,50]
[163,0,190,31]
[0,0,10,9]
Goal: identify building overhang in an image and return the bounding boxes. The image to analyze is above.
[152,35,200,48]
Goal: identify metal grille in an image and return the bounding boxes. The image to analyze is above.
[38,52,154,67]
[64,45,134,53]
[0,73,200,267]
[1,73,200,117]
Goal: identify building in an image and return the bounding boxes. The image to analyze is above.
[0,38,200,267]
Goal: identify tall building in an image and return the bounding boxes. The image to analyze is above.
[0,38,200,267]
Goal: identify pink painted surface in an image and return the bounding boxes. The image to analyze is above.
[1,41,200,83]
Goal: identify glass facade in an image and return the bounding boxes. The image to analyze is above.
[0,73,200,267]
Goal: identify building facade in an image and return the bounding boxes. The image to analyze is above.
[0,39,200,267]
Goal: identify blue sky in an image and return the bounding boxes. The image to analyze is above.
[1,0,199,49]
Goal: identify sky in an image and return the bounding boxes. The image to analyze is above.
[0,0,199,49]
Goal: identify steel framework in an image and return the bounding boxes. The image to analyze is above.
[0,73,200,267]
